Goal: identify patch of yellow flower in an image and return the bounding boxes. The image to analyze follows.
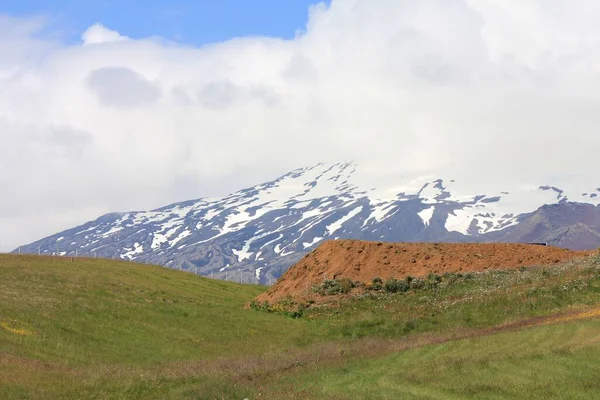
[0,321,33,336]
[541,307,600,326]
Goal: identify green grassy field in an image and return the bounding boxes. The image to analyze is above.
[1,253,600,399]
[267,318,600,399]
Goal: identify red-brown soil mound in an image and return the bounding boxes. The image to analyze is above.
[256,240,592,304]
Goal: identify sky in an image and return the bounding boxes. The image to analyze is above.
[2,0,600,251]
[0,0,326,45]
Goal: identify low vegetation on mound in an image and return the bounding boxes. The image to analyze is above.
[251,255,600,332]
[1,252,600,399]
[255,240,591,305]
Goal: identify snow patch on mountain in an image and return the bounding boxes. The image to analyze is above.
[303,237,324,249]
[123,243,144,260]
[327,206,363,235]
[418,206,435,227]
[101,226,124,238]
[363,201,396,227]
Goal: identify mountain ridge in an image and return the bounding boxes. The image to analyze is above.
[15,163,600,282]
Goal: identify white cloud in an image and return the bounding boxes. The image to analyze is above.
[1,0,600,250]
[81,23,127,46]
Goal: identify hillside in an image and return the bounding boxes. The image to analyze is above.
[2,253,600,398]
[15,163,600,283]
[0,255,301,363]
[256,240,591,304]
[498,202,600,249]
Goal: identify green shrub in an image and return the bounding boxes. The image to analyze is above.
[249,300,271,312]
[322,279,342,295]
[409,278,425,290]
[384,278,399,293]
[398,279,410,292]
[384,278,410,293]
[371,277,383,291]
[283,303,306,319]
[424,280,439,291]
[339,278,355,294]
[314,278,355,295]
[426,273,442,283]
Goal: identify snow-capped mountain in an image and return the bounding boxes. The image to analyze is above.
[16,163,600,283]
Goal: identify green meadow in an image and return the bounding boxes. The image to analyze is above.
[1,253,600,399]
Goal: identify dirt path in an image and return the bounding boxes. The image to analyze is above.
[238,305,600,383]
[171,305,600,387]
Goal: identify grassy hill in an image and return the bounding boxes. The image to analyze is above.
[1,253,600,399]
[0,255,331,398]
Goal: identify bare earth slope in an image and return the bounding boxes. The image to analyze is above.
[256,240,591,304]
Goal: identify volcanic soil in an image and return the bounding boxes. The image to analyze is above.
[256,240,592,304]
